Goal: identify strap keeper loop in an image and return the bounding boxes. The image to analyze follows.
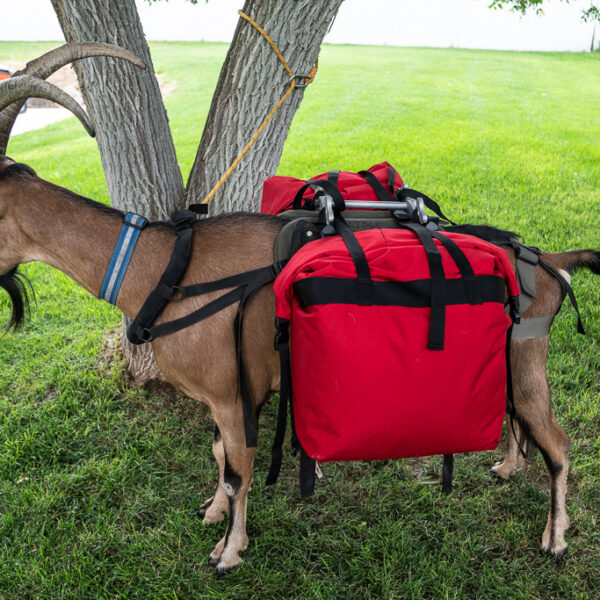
[274,317,290,350]
[510,295,521,324]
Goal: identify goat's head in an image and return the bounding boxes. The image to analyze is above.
[0,42,145,329]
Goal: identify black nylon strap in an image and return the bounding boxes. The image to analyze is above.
[233,267,281,448]
[294,275,505,308]
[266,319,291,485]
[388,165,398,194]
[143,285,245,341]
[396,188,456,225]
[397,222,446,350]
[334,214,373,306]
[358,170,395,202]
[134,264,282,342]
[430,231,482,304]
[538,258,585,335]
[292,179,346,210]
[505,325,526,459]
[442,454,454,493]
[175,264,285,300]
[127,213,195,344]
[299,447,316,498]
[328,170,340,188]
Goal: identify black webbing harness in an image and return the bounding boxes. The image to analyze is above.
[124,207,283,449]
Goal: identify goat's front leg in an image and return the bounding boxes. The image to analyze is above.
[199,425,229,524]
[208,407,255,578]
[491,415,528,480]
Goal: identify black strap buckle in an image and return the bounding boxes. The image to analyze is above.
[157,284,185,303]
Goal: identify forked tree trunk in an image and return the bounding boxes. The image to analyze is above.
[186,0,344,214]
[50,0,343,384]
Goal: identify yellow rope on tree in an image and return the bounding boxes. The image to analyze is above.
[200,10,318,206]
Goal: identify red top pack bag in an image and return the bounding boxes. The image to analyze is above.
[267,199,520,497]
[261,161,405,215]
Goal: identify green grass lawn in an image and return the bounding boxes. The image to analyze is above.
[1,41,599,599]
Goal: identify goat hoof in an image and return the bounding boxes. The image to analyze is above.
[490,462,512,481]
[198,496,214,519]
[214,555,243,579]
[553,548,567,563]
[215,565,237,580]
[208,555,220,567]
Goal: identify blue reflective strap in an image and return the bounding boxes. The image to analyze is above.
[100,212,148,305]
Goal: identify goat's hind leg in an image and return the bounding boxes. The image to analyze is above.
[199,425,229,524]
[512,339,571,560]
[207,407,256,578]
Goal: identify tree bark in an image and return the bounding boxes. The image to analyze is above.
[186,0,343,214]
[50,0,184,219]
[51,0,184,384]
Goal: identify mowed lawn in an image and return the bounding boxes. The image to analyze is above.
[0,41,599,599]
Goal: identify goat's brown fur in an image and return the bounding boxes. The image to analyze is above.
[0,159,598,574]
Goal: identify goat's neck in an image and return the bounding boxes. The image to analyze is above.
[21,182,172,319]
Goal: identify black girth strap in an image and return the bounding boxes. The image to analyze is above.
[233,266,284,448]
[268,317,316,497]
[135,262,281,450]
[266,319,291,485]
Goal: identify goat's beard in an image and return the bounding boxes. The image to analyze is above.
[0,267,33,332]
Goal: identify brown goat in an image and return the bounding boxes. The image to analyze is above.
[1,49,599,577]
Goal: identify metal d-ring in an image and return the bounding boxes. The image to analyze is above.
[290,73,311,89]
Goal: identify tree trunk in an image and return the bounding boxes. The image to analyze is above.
[51,0,184,384]
[50,0,343,384]
[186,0,343,214]
[50,0,184,219]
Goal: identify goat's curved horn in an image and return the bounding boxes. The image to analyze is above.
[0,76,95,145]
[17,42,146,80]
[0,42,145,156]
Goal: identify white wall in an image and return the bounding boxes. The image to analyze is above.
[0,0,596,52]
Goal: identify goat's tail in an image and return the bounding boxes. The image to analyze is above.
[542,249,600,276]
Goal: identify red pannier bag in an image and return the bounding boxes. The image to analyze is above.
[261,161,404,215]
[273,228,520,465]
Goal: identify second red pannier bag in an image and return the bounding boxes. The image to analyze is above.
[261,161,404,215]
[270,222,520,495]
